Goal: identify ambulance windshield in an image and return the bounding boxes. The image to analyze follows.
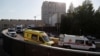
[42,36,50,42]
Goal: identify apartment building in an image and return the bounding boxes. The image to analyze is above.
[42,1,66,26]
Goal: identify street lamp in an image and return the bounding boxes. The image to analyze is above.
[34,16,36,26]
[80,29,82,35]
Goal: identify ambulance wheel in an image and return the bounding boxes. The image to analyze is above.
[51,44,55,46]
[63,45,71,49]
[89,48,95,51]
[67,46,71,49]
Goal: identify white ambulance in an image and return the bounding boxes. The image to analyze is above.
[16,25,24,33]
[7,28,17,37]
[58,34,96,50]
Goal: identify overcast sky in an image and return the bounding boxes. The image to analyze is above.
[0,0,100,20]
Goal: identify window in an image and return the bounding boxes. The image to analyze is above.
[16,27,21,29]
[3,24,8,29]
[75,40,84,44]
[32,34,37,40]
[42,36,50,42]
[8,28,15,32]
[39,37,44,43]
[86,41,92,46]
[59,37,64,42]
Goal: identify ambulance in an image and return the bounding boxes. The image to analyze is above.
[7,28,17,37]
[16,25,24,33]
[58,34,96,50]
[24,29,54,46]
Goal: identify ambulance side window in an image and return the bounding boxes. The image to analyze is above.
[32,34,37,40]
[75,40,84,44]
[39,37,44,43]
[86,41,92,46]
[59,38,63,41]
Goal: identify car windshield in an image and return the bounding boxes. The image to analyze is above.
[11,33,16,35]
[8,29,15,32]
[42,36,50,42]
[17,27,22,29]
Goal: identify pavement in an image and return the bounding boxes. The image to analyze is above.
[0,38,10,56]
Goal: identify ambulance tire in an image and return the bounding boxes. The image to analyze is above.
[89,48,95,51]
[67,46,71,49]
[63,45,71,49]
[51,44,55,46]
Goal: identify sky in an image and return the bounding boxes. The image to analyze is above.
[0,0,100,20]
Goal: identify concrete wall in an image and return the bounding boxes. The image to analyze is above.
[2,29,100,56]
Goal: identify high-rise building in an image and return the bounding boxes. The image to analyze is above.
[42,1,66,25]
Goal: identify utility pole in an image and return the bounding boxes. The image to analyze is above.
[80,29,82,35]
[34,16,36,26]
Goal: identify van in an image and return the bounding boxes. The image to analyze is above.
[58,34,96,50]
[16,25,23,33]
[24,29,54,45]
[7,28,17,37]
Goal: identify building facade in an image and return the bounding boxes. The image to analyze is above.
[0,19,44,31]
[42,1,66,25]
[49,13,62,26]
